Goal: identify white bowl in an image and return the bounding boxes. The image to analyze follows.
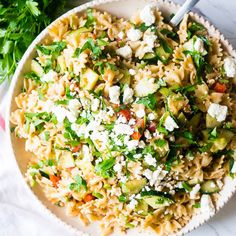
[5,0,236,235]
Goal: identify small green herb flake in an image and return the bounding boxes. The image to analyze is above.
[95,158,115,178]
[155,139,167,147]
[182,182,192,192]
[92,192,104,199]
[137,93,157,110]
[118,194,127,202]
[69,175,87,191]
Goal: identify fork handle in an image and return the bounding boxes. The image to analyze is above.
[170,0,200,26]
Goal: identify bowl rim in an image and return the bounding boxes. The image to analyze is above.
[5,0,236,235]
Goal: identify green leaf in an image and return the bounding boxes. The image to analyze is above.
[1,40,14,55]
[160,39,173,54]
[136,23,149,32]
[154,139,167,147]
[160,28,177,40]
[137,94,157,110]
[26,1,41,16]
[92,192,103,199]
[69,175,87,191]
[24,72,40,82]
[182,182,192,192]
[118,194,127,202]
[36,41,66,56]
[95,158,115,178]
[43,131,50,141]
[84,8,95,28]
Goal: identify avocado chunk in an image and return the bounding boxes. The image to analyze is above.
[31,60,44,77]
[201,180,220,194]
[122,179,147,194]
[80,68,99,90]
[143,195,173,209]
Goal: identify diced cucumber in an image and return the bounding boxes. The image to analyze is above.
[178,112,187,125]
[188,113,201,132]
[206,114,221,128]
[143,195,173,209]
[210,129,234,152]
[57,55,66,73]
[31,60,44,77]
[135,200,149,216]
[156,46,171,63]
[201,180,220,194]
[122,178,147,194]
[143,52,156,60]
[80,68,99,90]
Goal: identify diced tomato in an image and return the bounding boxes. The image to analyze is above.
[84,193,95,203]
[71,144,81,153]
[131,131,142,140]
[50,175,61,188]
[148,122,156,132]
[213,82,227,93]
[118,109,132,121]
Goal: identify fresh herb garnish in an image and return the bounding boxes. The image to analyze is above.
[137,93,157,110]
[95,158,115,178]
[69,175,87,191]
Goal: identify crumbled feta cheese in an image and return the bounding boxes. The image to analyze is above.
[194,37,206,54]
[116,45,132,59]
[134,77,158,97]
[127,28,142,41]
[147,113,156,121]
[189,184,201,199]
[129,69,136,75]
[144,154,156,166]
[207,103,228,122]
[41,70,57,82]
[118,31,125,39]
[91,98,100,112]
[113,124,134,136]
[123,86,134,104]
[68,99,81,118]
[140,5,156,26]
[127,198,138,210]
[128,118,136,126]
[52,106,67,123]
[109,86,120,105]
[224,57,236,77]
[143,33,157,52]
[164,116,179,132]
[136,109,145,118]
[127,140,139,151]
[106,106,114,117]
[200,194,215,214]
[231,161,236,173]
[138,140,145,148]
[114,163,123,172]
[82,145,93,162]
[134,154,142,159]
[66,111,77,123]
[143,169,153,180]
[184,37,207,55]
[144,129,152,140]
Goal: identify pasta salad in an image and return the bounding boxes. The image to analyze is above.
[10,5,236,236]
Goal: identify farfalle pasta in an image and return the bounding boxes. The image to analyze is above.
[10,5,236,236]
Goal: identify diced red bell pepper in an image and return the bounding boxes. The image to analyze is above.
[50,175,61,188]
[84,193,95,203]
[118,109,132,121]
[213,82,227,93]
